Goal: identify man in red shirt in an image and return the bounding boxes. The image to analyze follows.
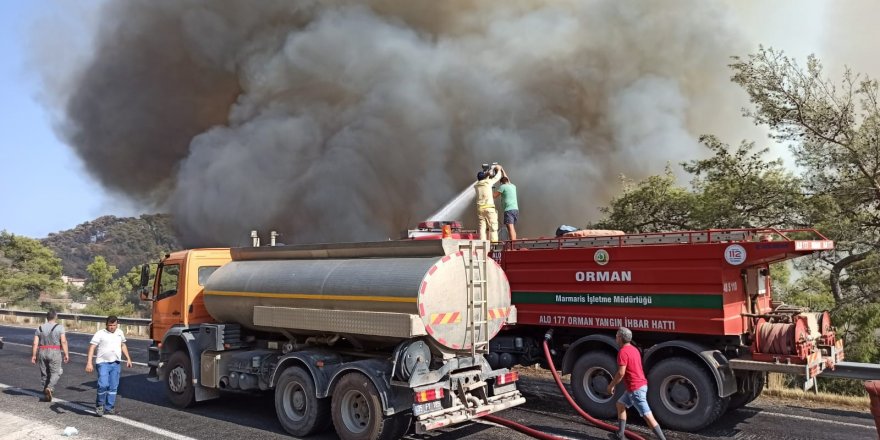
[606,327,666,440]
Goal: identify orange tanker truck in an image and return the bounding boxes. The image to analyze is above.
[137,238,524,440]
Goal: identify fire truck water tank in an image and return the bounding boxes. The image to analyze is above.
[203,254,510,352]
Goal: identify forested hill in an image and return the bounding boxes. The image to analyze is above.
[42,214,181,278]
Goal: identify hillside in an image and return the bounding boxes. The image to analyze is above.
[42,214,181,278]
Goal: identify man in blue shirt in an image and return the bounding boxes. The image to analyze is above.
[494,176,519,240]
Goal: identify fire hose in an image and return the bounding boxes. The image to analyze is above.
[483,330,645,440]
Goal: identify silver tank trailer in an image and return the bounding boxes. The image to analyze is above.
[203,239,511,352]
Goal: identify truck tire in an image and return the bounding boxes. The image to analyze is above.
[384,412,412,440]
[331,372,399,440]
[166,350,195,408]
[727,371,765,411]
[647,358,726,432]
[275,366,331,436]
[570,351,624,419]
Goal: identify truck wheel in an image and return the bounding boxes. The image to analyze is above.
[275,366,330,436]
[747,372,765,404]
[385,412,412,439]
[570,351,624,419]
[166,351,195,408]
[728,372,765,411]
[647,358,726,432]
[332,372,398,440]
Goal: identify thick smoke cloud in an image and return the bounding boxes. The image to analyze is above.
[38,0,749,246]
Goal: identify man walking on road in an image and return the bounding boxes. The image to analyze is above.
[606,327,666,440]
[85,316,133,416]
[31,309,69,402]
[494,176,519,240]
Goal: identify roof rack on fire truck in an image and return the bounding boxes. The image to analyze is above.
[497,227,832,251]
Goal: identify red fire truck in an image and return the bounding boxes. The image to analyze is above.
[481,228,844,431]
[407,223,845,431]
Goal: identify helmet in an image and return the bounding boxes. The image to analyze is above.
[477,171,488,180]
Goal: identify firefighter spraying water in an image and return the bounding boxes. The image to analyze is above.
[473,163,506,242]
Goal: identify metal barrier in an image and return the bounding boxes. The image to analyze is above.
[0,308,150,337]
[0,308,149,325]
[820,361,880,381]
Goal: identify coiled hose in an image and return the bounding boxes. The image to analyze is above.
[757,322,796,354]
[483,330,645,440]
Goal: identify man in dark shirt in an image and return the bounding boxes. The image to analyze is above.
[606,327,666,440]
[31,309,70,402]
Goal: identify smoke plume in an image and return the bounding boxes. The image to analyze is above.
[36,0,752,246]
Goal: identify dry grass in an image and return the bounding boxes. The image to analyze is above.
[762,373,870,408]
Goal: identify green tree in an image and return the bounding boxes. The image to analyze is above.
[66,283,87,303]
[0,231,64,308]
[731,46,880,304]
[82,256,134,317]
[115,263,155,317]
[684,135,806,229]
[731,47,880,363]
[593,135,805,231]
[592,168,697,232]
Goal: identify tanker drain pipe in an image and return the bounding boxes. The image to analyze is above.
[541,329,646,440]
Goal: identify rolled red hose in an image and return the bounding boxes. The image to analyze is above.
[541,337,646,440]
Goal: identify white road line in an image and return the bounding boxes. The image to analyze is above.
[2,341,148,367]
[0,382,199,440]
[743,407,875,430]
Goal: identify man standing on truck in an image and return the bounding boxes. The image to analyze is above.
[606,327,666,440]
[31,309,69,402]
[474,163,505,242]
[85,316,133,416]
[493,176,518,240]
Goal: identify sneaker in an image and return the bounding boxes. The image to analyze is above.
[105,408,117,416]
[95,406,104,417]
[44,388,52,402]
[607,432,624,440]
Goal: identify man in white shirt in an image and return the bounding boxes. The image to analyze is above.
[85,316,133,416]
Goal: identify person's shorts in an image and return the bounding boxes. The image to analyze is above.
[503,210,519,225]
[618,385,651,416]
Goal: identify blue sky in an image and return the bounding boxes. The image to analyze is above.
[0,1,133,238]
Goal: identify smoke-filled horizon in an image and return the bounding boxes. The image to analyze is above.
[36,0,755,246]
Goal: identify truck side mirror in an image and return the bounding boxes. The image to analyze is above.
[138,286,153,302]
[138,264,153,301]
[140,264,150,287]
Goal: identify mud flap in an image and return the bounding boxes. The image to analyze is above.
[699,349,737,398]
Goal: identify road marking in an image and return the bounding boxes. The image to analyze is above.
[0,382,199,440]
[2,341,148,367]
[750,408,875,430]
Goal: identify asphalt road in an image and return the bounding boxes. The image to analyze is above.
[0,324,875,440]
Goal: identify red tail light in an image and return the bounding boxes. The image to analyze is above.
[495,372,519,385]
[414,388,445,403]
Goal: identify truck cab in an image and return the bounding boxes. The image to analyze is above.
[148,249,231,342]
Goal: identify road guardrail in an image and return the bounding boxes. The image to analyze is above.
[0,308,151,337]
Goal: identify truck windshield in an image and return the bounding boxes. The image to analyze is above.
[157,264,180,301]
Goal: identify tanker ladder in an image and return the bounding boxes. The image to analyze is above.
[461,240,490,358]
